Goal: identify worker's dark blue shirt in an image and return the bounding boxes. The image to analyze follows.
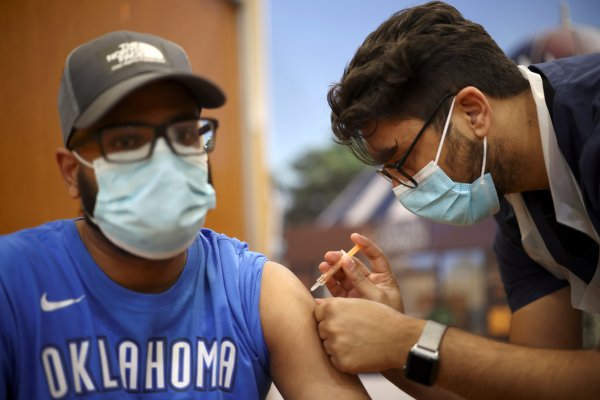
[493,54,600,312]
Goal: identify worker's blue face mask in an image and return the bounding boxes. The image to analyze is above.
[393,98,499,226]
[74,138,216,259]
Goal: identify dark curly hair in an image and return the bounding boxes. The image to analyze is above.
[327,1,529,165]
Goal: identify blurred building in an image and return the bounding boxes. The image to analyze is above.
[509,3,600,63]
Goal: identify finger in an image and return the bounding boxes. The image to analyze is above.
[329,356,351,373]
[319,255,351,296]
[351,233,393,274]
[320,266,351,289]
[318,260,347,282]
[324,278,348,298]
[318,261,329,274]
[337,265,362,293]
[339,275,355,293]
[324,256,369,295]
[335,257,371,293]
[323,250,343,265]
[350,256,372,277]
[340,255,380,300]
[313,299,328,322]
[317,321,328,340]
[319,252,351,283]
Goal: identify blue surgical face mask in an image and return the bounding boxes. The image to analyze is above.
[393,98,499,226]
[74,138,216,259]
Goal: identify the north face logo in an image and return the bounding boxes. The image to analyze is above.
[106,42,166,71]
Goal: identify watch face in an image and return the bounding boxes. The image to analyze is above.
[404,347,439,386]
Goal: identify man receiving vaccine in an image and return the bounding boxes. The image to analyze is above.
[0,30,369,400]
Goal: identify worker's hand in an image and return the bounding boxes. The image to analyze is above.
[314,297,418,373]
[318,233,403,312]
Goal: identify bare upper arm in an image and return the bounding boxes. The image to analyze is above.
[259,261,369,399]
[510,286,582,348]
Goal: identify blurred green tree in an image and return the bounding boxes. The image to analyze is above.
[282,144,366,226]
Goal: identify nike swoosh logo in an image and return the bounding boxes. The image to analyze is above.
[40,292,86,312]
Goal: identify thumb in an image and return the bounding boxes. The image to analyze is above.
[341,256,380,300]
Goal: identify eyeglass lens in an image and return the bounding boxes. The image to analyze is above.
[101,119,216,162]
[377,168,416,188]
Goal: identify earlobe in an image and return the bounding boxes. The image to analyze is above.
[454,86,491,140]
[56,148,80,199]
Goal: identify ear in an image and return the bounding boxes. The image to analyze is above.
[454,86,491,140]
[56,148,80,199]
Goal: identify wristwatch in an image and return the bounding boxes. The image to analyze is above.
[404,320,448,386]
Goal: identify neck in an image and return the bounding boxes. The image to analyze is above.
[495,89,550,193]
[76,219,187,293]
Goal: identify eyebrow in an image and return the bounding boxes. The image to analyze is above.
[171,112,200,122]
[98,112,200,130]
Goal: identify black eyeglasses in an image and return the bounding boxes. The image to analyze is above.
[376,94,453,188]
[75,117,219,163]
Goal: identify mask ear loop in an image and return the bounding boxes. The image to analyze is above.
[72,150,94,169]
[71,150,101,225]
[480,137,488,185]
[434,97,456,165]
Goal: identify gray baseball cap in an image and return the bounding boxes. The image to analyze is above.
[58,30,225,146]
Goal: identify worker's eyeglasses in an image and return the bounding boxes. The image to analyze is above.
[75,117,218,163]
[376,94,453,188]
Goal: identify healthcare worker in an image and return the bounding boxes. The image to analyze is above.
[314,2,600,399]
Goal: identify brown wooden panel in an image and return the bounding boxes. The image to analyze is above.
[0,0,245,240]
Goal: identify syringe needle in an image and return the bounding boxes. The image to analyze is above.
[310,281,322,292]
[310,244,361,292]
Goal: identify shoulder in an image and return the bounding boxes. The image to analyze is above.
[259,261,315,341]
[0,220,79,329]
[530,54,600,129]
[199,228,248,256]
[530,54,600,136]
[259,261,315,337]
[0,220,76,267]
[196,228,270,313]
[0,220,81,303]
[1,219,74,243]
[198,228,267,267]
[0,220,86,322]
[261,261,308,297]
[530,54,600,87]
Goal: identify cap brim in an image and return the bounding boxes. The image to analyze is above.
[73,72,225,130]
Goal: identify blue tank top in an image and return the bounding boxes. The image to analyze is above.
[0,219,271,399]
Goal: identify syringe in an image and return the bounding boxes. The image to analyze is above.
[310,244,361,292]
